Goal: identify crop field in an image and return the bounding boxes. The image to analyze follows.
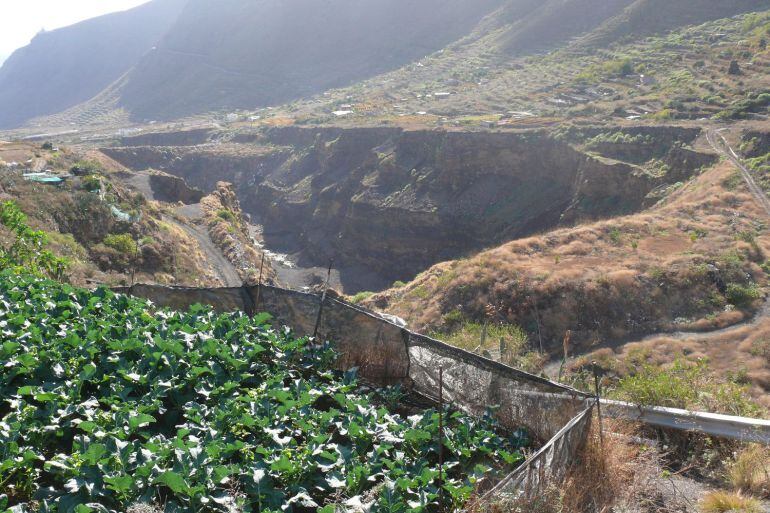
[0,273,528,512]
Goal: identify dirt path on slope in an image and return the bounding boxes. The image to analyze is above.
[707,128,770,216]
[163,213,242,287]
[546,128,770,376]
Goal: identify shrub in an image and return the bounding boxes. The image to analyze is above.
[725,283,762,307]
[750,339,770,359]
[717,91,770,120]
[46,232,88,261]
[442,309,464,326]
[0,200,68,279]
[102,233,137,255]
[651,108,675,120]
[700,491,762,513]
[585,132,653,148]
[723,172,745,191]
[81,174,102,192]
[608,228,623,245]
[432,322,544,373]
[436,270,458,288]
[349,290,374,304]
[603,58,635,77]
[216,209,236,222]
[612,359,762,417]
[71,160,102,176]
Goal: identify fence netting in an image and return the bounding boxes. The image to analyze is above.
[117,283,595,506]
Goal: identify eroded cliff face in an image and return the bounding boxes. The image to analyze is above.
[201,182,278,286]
[103,126,706,291]
[148,171,204,204]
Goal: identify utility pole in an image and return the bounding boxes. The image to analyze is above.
[438,366,444,507]
[312,259,333,339]
[593,361,605,450]
[254,253,265,312]
[131,237,141,286]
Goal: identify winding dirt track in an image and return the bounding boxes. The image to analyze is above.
[707,128,770,216]
[546,128,770,374]
[163,213,242,288]
[632,129,770,343]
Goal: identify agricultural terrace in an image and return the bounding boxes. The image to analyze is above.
[0,273,529,512]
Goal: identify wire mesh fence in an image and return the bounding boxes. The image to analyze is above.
[117,283,595,504]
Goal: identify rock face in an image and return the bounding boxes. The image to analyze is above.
[103,126,707,291]
[120,128,215,147]
[743,130,770,158]
[148,171,204,204]
[201,182,277,286]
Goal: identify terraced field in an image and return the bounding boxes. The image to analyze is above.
[0,273,529,512]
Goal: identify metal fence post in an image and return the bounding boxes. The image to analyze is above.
[254,253,265,312]
[593,361,605,450]
[438,366,444,506]
[312,259,333,339]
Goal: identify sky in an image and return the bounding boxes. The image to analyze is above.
[0,0,150,65]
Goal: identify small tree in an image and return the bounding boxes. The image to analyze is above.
[103,233,137,254]
[0,201,68,279]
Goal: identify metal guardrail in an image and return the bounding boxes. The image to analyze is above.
[602,399,770,444]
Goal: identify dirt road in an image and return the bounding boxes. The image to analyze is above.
[545,128,770,375]
[163,214,242,287]
[707,128,770,216]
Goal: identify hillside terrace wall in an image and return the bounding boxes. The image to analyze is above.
[117,282,595,501]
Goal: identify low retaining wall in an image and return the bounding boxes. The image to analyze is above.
[117,282,595,502]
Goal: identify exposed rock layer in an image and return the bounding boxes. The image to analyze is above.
[103,126,712,291]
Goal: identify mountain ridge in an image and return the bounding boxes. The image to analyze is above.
[2,0,770,128]
[0,0,187,129]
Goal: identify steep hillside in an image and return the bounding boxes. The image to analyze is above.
[362,153,770,401]
[101,125,711,291]
[582,0,770,47]
[114,0,506,121]
[0,0,186,129]
[494,0,770,54]
[497,0,635,54]
[0,141,246,287]
[259,6,770,130]
[7,0,770,130]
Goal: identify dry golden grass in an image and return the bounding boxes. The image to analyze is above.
[366,156,770,406]
[153,219,220,287]
[493,419,666,513]
[729,445,770,498]
[700,491,763,513]
[0,141,222,288]
[560,423,644,513]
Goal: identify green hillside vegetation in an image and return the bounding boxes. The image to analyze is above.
[0,271,527,512]
[0,200,68,280]
[280,8,770,128]
[0,143,228,287]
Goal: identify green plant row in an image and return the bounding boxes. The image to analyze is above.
[0,273,526,513]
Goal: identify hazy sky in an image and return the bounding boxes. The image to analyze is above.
[0,0,150,64]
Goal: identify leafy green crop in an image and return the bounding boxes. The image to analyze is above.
[0,273,526,513]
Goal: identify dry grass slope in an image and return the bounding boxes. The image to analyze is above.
[365,153,770,405]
